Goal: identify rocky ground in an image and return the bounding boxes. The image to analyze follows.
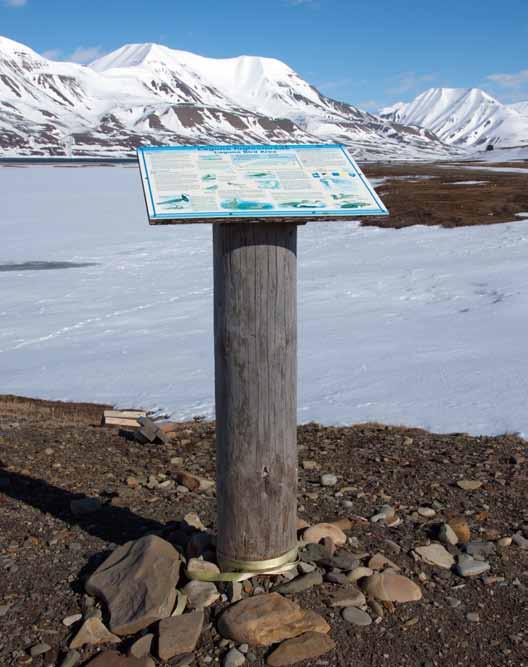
[361,162,528,229]
[0,395,527,667]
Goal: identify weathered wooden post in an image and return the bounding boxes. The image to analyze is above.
[213,223,298,570]
[137,143,387,573]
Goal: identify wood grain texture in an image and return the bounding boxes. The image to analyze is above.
[213,222,298,563]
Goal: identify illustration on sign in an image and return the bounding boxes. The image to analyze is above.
[137,144,388,222]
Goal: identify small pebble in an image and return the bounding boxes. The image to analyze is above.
[224,647,246,667]
[321,473,338,487]
[29,643,51,657]
[418,507,436,518]
[62,614,82,627]
[466,612,480,623]
[342,607,372,626]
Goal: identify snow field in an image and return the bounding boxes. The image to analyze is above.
[2,165,528,437]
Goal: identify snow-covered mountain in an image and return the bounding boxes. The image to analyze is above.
[381,88,528,148]
[510,101,528,117]
[0,36,456,159]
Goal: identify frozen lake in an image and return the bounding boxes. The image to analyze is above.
[2,165,528,436]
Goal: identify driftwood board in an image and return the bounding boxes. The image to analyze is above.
[137,144,388,225]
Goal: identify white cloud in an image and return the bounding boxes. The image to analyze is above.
[386,71,436,96]
[41,48,62,61]
[4,0,27,7]
[487,69,528,89]
[69,45,105,64]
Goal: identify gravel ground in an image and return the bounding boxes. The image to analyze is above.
[0,395,527,666]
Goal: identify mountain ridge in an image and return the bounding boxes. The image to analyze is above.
[0,37,460,158]
[380,87,528,148]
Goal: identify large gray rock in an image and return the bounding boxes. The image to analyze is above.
[86,535,181,636]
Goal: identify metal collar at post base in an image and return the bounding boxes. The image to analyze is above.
[218,546,299,574]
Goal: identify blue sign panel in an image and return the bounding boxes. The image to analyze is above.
[137,144,388,223]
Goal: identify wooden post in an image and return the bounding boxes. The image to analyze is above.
[213,222,298,569]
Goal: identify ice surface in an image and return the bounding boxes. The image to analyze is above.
[2,165,528,437]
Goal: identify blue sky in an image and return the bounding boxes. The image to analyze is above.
[2,0,527,109]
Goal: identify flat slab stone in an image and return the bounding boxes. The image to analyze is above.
[182,580,220,608]
[266,632,336,666]
[85,652,153,667]
[415,544,455,569]
[363,573,422,603]
[455,554,491,577]
[218,592,330,647]
[85,535,181,636]
[70,616,120,649]
[276,571,323,595]
[342,607,372,626]
[158,611,204,661]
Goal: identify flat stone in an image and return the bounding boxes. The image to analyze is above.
[438,523,459,546]
[347,567,373,583]
[513,532,528,549]
[297,562,316,574]
[302,460,320,471]
[342,607,372,626]
[224,648,246,667]
[321,473,338,486]
[418,507,436,518]
[329,584,366,608]
[321,551,359,571]
[182,580,220,608]
[370,505,396,524]
[415,544,455,569]
[465,540,496,560]
[466,612,480,623]
[63,613,83,627]
[158,611,204,661]
[303,524,347,547]
[85,535,181,636]
[324,571,349,585]
[266,632,335,666]
[276,571,323,595]
[70,616,120,649]
[29,643,51,657]
[457,479,482,491]
[187,558,221,580]
[368,553,400,571]
[59,650,81,667]
[498,537,512,547]
[455,554,491,578]
[129,634,154,658]
[183,511,207,531]
[85,652,153,667]
[448,517,471,544]
[299,543,331,564]
[362,573,422,603]
[217,592,330,647]
[70,497,102,516]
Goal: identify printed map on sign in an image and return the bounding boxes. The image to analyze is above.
[137,144,388,223]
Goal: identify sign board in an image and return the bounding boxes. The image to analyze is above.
[137,144,388,224]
